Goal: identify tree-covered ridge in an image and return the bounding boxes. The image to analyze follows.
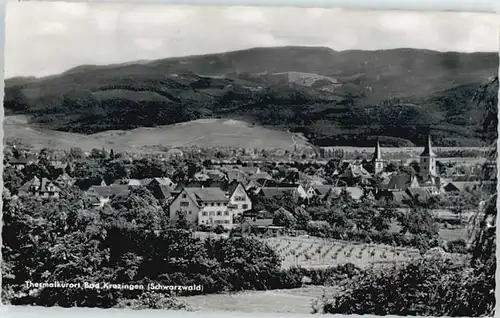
[4,47,498,147]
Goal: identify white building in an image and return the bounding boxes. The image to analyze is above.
[227,182,252,218]
[170,187,233,229]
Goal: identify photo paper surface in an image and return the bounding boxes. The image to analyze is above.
[2,1,498,316]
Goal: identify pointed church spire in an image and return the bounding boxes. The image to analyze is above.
[420,134,436,157]
[373,137,382,160]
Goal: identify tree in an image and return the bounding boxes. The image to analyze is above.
[3,167,24,194]
[68,147,85,160]
[397,208,438,238]
[294,207,312,230]
[89,148,107,160]
[108,186,165,231]
[273,208,296,228]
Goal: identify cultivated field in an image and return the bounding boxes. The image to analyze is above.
[4,116,310,151]
[261,236,421,270]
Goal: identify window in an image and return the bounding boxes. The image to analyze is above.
[209,211,215,216]
[182,194,187,199]
[188,211,192,215]
[202,212,208,216]
[217,203,221,206]
[217,211,222,216]
[243,204,248,210]
[180,201,189,207]
[223,203,227,206]
[211,203,215,206]
[224,211,230,216]
[224,220,229,224]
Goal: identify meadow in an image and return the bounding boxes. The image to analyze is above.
[4,116,309,152]
[179,285,339,314]
[5,115,491,157]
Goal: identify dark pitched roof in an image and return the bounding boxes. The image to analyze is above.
[226,170,250,184]
[9,156,35,164]
[420,135,437,157]
[240,167,260,175]
[184,187,229,204]
[89,185,130,198]
[260,187,297,198]
[158,185,174,198]
[386,174,417,191]
[152,177,175,186]
[373,138,382,160]
[391,191,412,203]
[19,177,61,193]
[313,185,336,196]
[406,187,431,202]
[247,218,274,227]
[249,172,272,181]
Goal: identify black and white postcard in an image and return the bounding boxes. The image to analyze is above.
[2,1,498,316]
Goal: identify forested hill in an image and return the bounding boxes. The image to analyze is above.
[4,46,498,147]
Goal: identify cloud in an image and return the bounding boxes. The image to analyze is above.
[5,1,499,78]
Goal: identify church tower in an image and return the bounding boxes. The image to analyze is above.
[372,138,384,174]
[420,134,437,177]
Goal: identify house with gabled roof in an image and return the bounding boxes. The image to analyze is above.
[239,166,261,176]
[150,177,176,188]
[87,185,130,207]
[240,218,284,235]
[248,171,273,182]
[226,170,251,185]
[226,182,252,218]
[169,187,233,229]
[383,174,420,192]
[54,173,75,189]
[148,182,176,203]
[311,185,364,202]
[8,155,36,171]
[257,184,308,200]
[18,177,61,199]
[406,187,432,205]
[442,181,481,194]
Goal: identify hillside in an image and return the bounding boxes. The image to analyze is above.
[4,46,498,147]
[4,116,310,151]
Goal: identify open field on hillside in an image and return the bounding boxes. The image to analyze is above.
[4,116,310,151]
[261,236,421,270]
[179,285,339,314]
[5,115,492,158]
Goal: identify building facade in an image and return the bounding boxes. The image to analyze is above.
[227,183,252,218]
[420,134,437,177]
[169,187,232,228]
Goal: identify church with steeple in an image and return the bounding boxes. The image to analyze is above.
[372,138,385,174]
[418,134,441,194]
[419,134,437,177]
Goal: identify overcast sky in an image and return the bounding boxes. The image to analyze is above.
[5,1,499,78]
